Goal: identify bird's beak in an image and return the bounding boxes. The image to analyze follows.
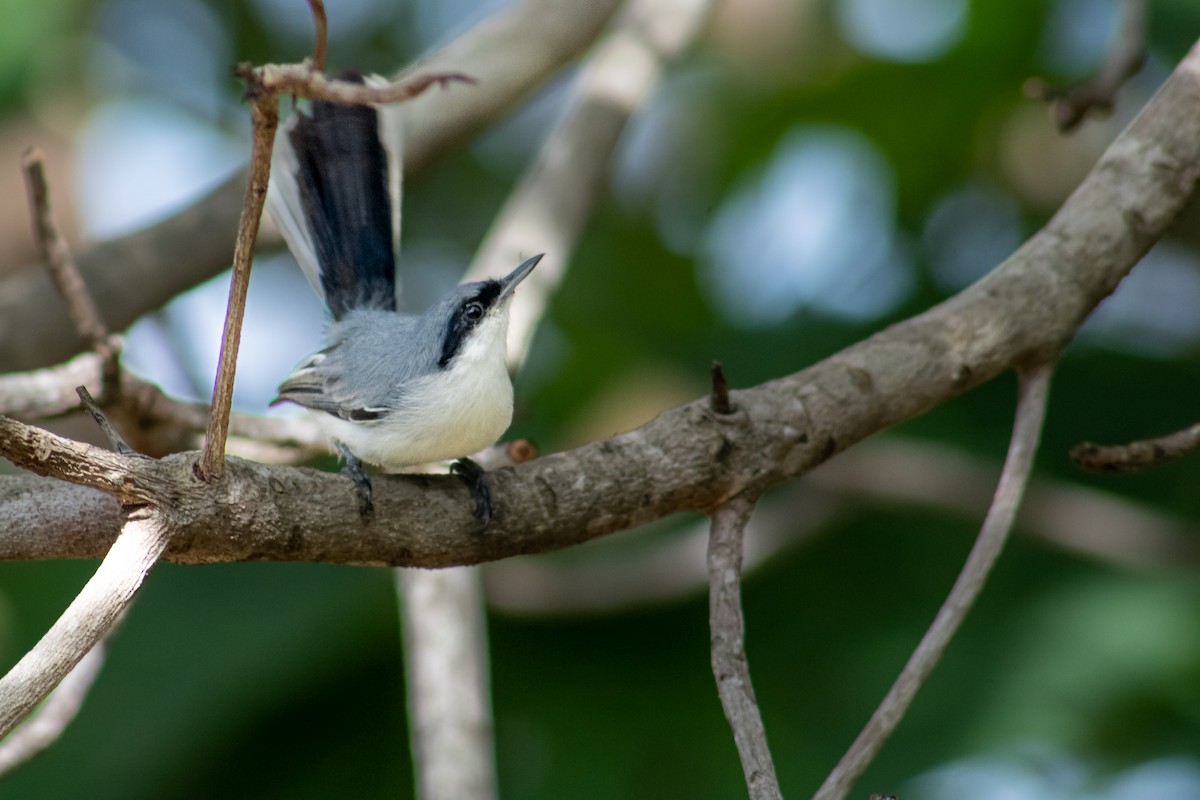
[497,254,543,301]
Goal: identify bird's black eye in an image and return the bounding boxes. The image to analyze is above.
[464,302,484,320]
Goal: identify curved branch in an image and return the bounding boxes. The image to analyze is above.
[0,513,170,737]
[0,0,623,372]
[1,39,1199,567]
[813,362,1055,800]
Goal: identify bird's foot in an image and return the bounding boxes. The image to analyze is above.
[451,457,491,530]
[335,440,373,518]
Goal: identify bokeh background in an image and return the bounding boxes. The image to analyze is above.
[2,0,1200,797]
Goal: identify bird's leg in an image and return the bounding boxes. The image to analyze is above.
[451,457,492,530]
[335,440,373,518]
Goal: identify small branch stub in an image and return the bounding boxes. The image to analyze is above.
[711,361,732,415]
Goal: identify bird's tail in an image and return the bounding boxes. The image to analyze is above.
[266,70,404,319]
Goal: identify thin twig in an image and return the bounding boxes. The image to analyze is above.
[236,63,473,106]
[0,513,170,737]
[20,149,120,399]
[708,494,782,800]
[75,387,133,455]
[1071,421,1200,472]
[197,100,278,481]
[813,362,1056,800]
[0,639,107,774]
[1025,0,1147,131]
[307,0,327,73]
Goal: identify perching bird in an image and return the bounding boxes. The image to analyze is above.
[266,70,540,524]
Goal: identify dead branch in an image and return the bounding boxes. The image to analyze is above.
[20,149,119,398]
[813,362,1055,800]
[1071,421,1200,472]
[708,495,782,800]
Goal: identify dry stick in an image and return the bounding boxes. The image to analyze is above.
[0,639,107,774]
[20,149,120,398]
[813,362,1056,800]
[307,0,327,73]
[197,99,278,482]
[399,2,716,797]
[0,513,171,738]
[1071,421,1200,472]
[708,494,783,800]
[1026,0,1147,131]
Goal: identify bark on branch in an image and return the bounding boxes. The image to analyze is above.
[1,40,1199,570]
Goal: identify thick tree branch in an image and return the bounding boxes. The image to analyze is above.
[0,39,1198,567]
[708,495,782,800]
[813,362,1055,800]
[0,0,623,373]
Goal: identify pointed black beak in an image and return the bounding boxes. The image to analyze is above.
[497,254,542,302]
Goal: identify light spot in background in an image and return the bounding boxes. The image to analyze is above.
[75,99,243,238]
[701,126,912,325]
[910,752,1200,800]
[409,0,507,49]
[1079,241,1200,357]
[249,0,397,40]
[922,183,1023,291]
[91,0,230,120]
[1038,0,1120,76]
[121,254,326,411]
[612,66,724,255]
[835,0,969,63]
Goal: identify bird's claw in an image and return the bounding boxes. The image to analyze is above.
[451,457,492,530]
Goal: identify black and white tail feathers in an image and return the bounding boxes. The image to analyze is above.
[267,70,404,319]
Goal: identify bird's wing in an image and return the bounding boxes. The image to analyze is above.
[271,350,392,422]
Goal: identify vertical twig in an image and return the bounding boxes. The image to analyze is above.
[708,495,783,800]
[814,362,1056,800]
[197,99,279,481]
[307,0,327,72]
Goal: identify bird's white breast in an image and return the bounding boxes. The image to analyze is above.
[321,311,515,470]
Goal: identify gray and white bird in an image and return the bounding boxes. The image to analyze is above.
[266,70,540,522]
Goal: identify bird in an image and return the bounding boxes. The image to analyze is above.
[265,69,540,525]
